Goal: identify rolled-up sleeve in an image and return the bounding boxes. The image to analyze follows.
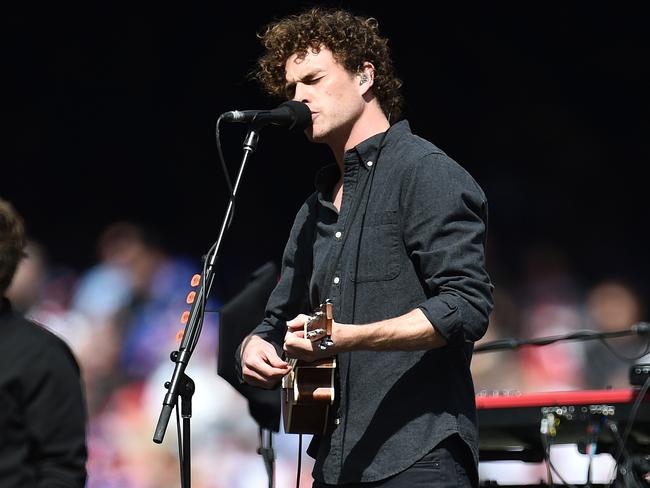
[402,153,494,345]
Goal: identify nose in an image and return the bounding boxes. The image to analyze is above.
[293,83,309,104]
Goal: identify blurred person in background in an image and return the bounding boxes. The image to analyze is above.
[516,244,587,392]
[0,197,87,488]
[69,220,211,415]
[582,279,648,389]
[76,221,193,380]
[472,286,525,394]
[4,239,48,314]
[6,237,82,343]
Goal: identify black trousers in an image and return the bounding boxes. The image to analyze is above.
[313,434,477,488]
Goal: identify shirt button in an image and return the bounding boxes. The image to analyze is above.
[334,418,341,425]
[335,231,342,239]
[366,160,373,167]
[333,276,340,285]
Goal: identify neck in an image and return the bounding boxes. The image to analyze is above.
[331,103,390,168]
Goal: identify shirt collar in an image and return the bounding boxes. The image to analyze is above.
[314,119,412,193]
[314,164,339,195]
[350,119,411,168]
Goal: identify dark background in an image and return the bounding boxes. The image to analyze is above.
[5,3,649,303]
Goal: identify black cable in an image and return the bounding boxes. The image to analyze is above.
[542,433,553,485]
[599,336,650,362]
[190,112,246,352]
[215,116,236,229]
[179,116,234,353]
[584,418,602,488]
[176,404,185,488]
[156,117,236,473]
[295,434,303,488]
[189,114,257,351]
[605,420,630,487]
[611,374,650,477]
[189,242,213,352]
[257,428,275,488]
[189,114,238,352]
[270,433,275,488]
[165,113,259,488]
[541,433,579,487]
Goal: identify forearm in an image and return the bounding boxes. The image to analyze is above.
[337,308,447,352]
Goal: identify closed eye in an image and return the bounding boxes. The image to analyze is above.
[304,76,324,85]
[284,75,324,99]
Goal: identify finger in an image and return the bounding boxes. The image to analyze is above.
[283,337,318,361]
[286,329,306,339]
[305,328,326,341]
[246,358,290,382]
[259,352,292,374]
[243,370,279,389]
[283,347,317,363]
[249,338,291,369]
[265,350,291,369]
[286,314,312,329]
[283,333,310,349]
[242,368,267,384]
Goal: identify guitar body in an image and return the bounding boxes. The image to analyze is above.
[281,302,336,434]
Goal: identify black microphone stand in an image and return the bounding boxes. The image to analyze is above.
[258,427,275,488]
[474,322,650,353]
[152,125,261,488]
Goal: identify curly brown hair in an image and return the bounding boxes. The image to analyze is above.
[254,7,404,122]
[0,198,27,293]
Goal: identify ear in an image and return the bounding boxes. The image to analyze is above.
[357,62,375,95]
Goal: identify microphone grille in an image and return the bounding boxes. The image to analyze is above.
[280,101,312,131]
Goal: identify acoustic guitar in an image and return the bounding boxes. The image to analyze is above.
[281,301,336,434]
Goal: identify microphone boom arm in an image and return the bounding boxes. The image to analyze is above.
[152,125,262,488]
[475,322,650,353]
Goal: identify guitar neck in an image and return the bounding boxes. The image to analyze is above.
[287,302,334,367]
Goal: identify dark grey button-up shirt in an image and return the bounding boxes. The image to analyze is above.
[241,120,493,484]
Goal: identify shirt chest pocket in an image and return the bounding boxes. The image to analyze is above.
[348,210,401,283]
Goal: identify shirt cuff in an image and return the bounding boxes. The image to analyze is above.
[418,295,465,346]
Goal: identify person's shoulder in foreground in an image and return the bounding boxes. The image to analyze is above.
[0,197,87,488]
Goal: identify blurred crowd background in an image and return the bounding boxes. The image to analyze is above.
[6,221,314,488]
[5,217,649,487]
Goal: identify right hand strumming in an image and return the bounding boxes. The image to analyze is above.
[240,335,291,389]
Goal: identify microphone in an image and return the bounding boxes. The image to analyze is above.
[221,100,312,131]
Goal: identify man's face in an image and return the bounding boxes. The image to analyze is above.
[285,47,364,145]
